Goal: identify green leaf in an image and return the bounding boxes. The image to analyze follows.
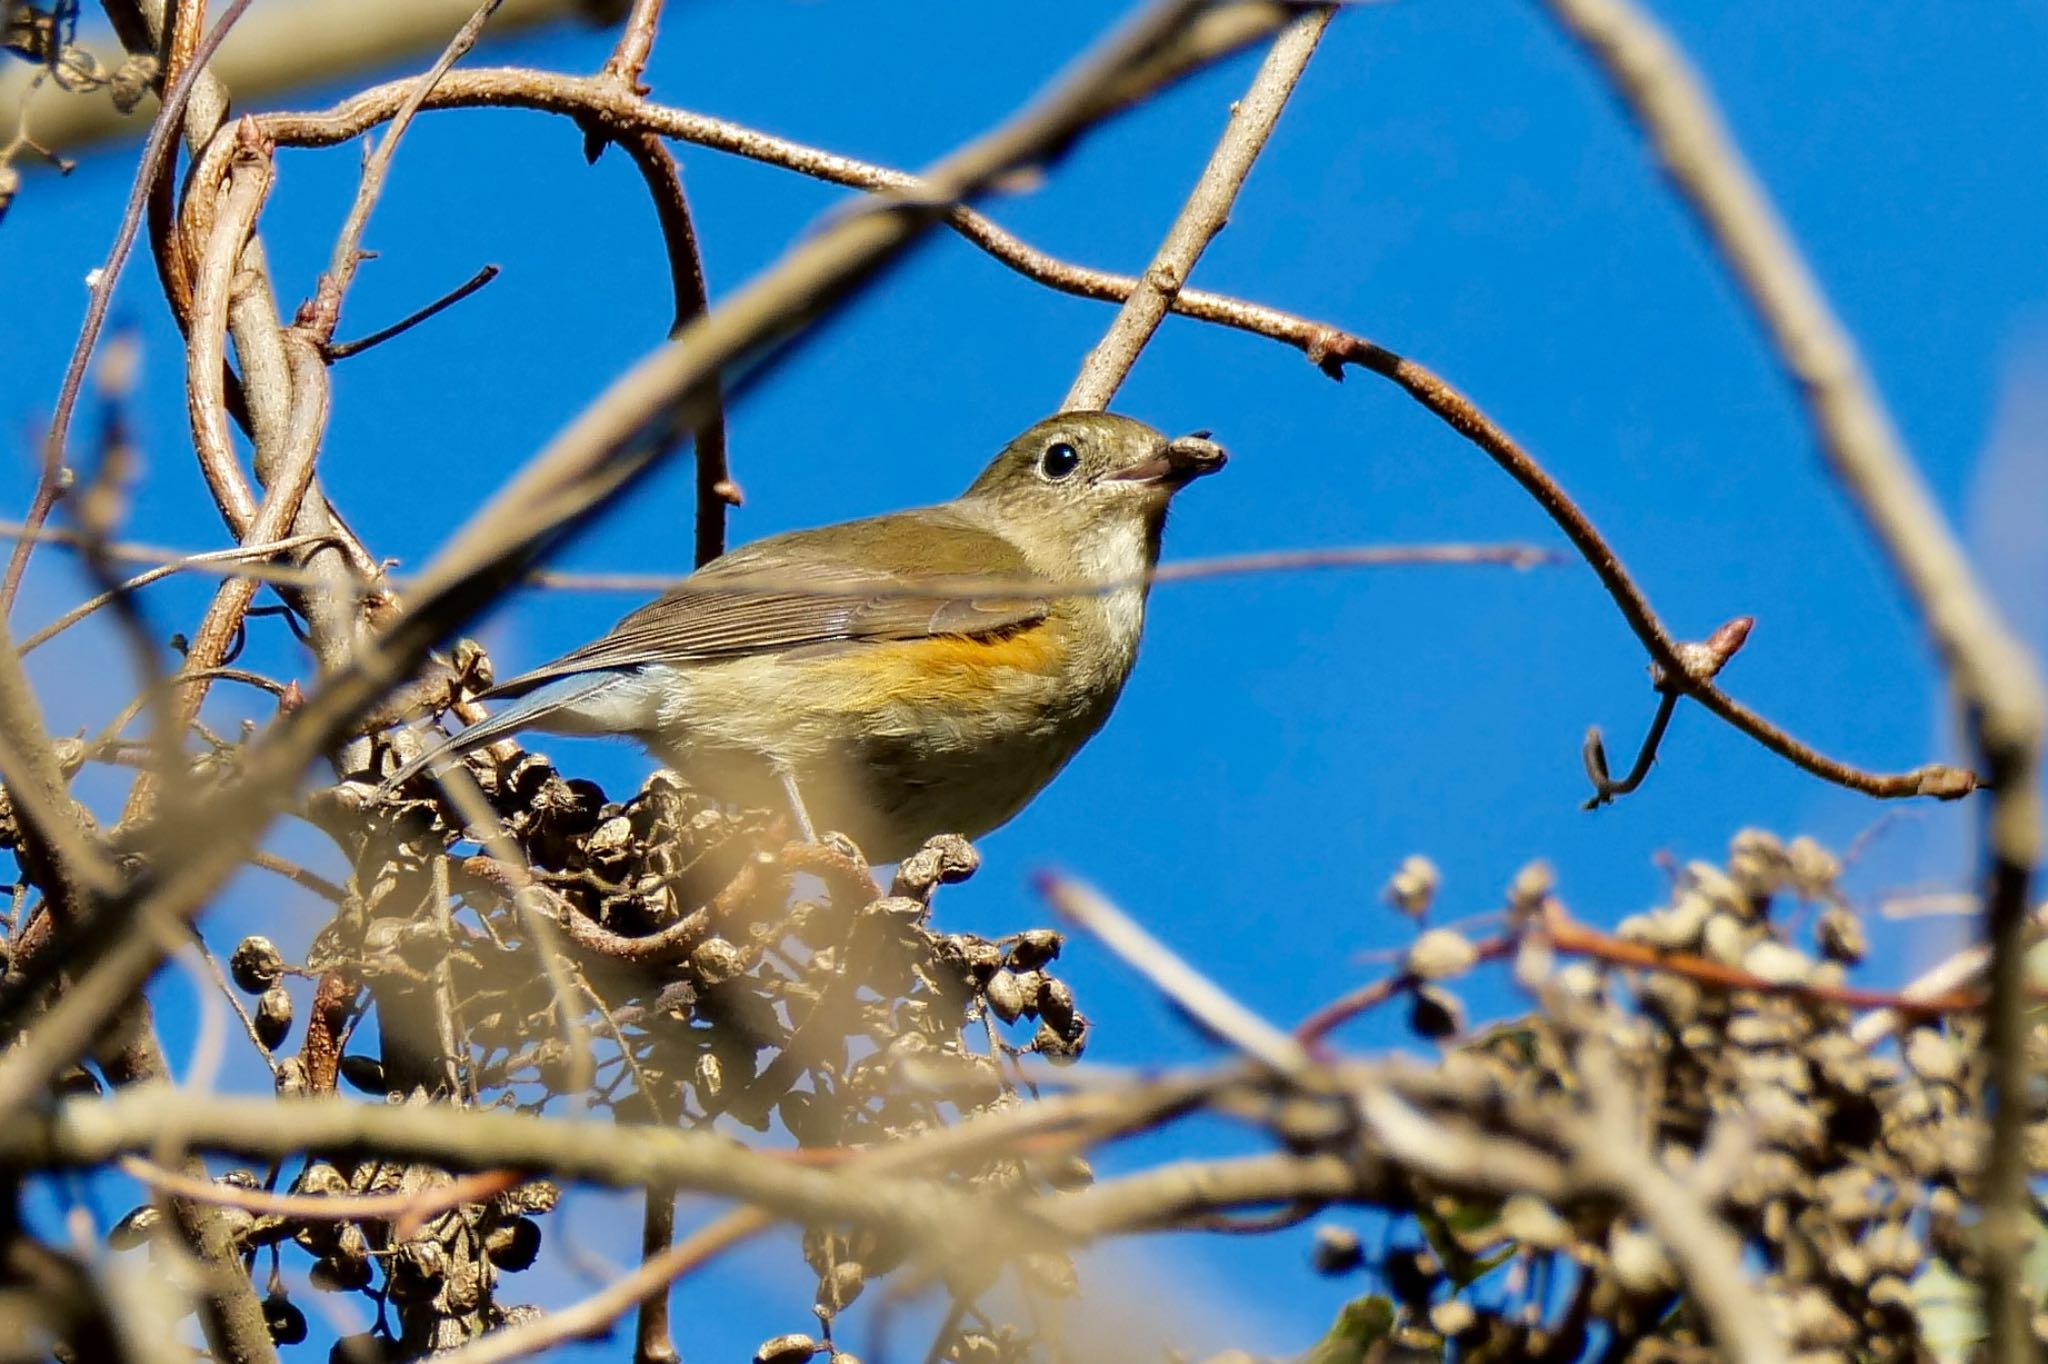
[1299,1294,1396,1364]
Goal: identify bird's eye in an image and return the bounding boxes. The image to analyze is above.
[1040,441,1081,480]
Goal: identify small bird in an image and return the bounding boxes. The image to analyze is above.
[384,411,1225,861]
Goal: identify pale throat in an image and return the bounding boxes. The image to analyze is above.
[1071,512,1155,660]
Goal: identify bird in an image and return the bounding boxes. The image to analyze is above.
[382,411,1226,861]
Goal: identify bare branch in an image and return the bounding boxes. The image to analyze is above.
[1065,5,1330,410]
[1040,874,1313,1078]
[0,0,255,616]
[0,0,597,158]
[303,0,505,348]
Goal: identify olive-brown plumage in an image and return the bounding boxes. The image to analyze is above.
[385,412,1225,859]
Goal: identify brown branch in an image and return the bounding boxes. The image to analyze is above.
[233,67,1977,806]
[1536,1,2046,1355]
[126,216,327,824]
[617,132,735,566]
[0,0,254,617]
[1064,5,1330,409]
[1298,889,1995,1051]
[1,0,595,158]
[1294,933,1516,1046]
[180,118,268,536]
[602,0,664,90]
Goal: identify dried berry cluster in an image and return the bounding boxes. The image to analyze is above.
[106,738,1096,1358]
[1300,831,2038,1364]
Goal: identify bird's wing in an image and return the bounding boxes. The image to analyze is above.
[482,508,1053,699]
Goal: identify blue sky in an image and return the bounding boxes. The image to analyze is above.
[5,1,2046,1358]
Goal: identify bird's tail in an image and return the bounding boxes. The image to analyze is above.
[377,673,623,794]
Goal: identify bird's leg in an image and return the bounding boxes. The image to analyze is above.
[772,762,819,845]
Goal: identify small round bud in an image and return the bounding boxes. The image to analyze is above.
[486,1216,543,1271]
[1430,1300,1476,1337]
[694,1051,726,1102]
[1507,861,1554,915]
[338,1054,387,1095]
[1007,929,1062,970]
[108,1204,161,1250]
[1786,836,1842,897]
[1498,1195,1569,1251]
[230,935,285,993]
[1036,977,1077,1035]
[1384,855,1440,917]
[256,985,293,1049]
[1609,1225,1676,1294]
[815,1260,866,1313]
[753,1335,822,1364]
[309,1249,373,1293]
[1816,905,1868,964]
[1740,939,1812,987]
[689,938,746,987]
[984,969,1027,1024]
[263,1292,308,1346]
[1405,928,1477,981]
[1311,1224,1364,1275]
[1408,984,1465,1040]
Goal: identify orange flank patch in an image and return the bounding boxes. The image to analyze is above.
[815,622,1067,710]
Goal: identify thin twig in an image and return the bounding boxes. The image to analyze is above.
[632,1185,680,1364]
[1581,689,1679,810]
[523,542,1560,595]
[1,0,255,616]
[616,132,735,567]
[244,850,347,904]
[601,0,664,89]
[326,263,501,358]
[18,534,337,654]
[1038,873,1313,1078]
[1065,5,1330,410]
[0,520,349,592]
[303,0,504,347]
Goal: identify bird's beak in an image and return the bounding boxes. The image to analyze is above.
[1105,431,1228,488]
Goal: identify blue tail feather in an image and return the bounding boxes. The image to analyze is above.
[378,671,627,792]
